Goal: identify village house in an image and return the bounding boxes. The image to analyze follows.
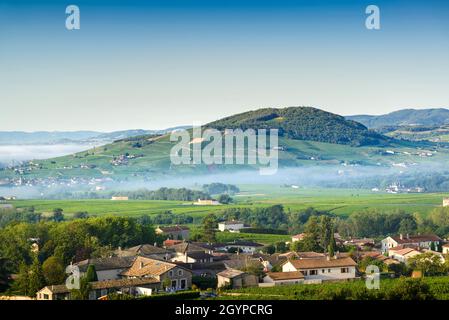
[121,256,192,291]
[171,251,214,264]
[218,220,246,232]
[361,251,399,266]
[74,256,136,281]
[36,278,160,300]
[263,271,305,286]
[214,240,264,254]
[343,238,375,249]
[193,199,221,206]
[111,196,129,201]
[282,256,357,282]
[156,225,190,240]
[216,268,258,289]
[381,234,441,253]
[387,247,421,263]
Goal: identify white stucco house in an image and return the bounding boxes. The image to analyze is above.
[282,256,357,282]
[381,234,441,253]
[218,220,246,232]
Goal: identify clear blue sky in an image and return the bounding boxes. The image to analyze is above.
[0,0,448,131]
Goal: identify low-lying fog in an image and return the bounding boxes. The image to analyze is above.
[0,163,440,199]
[0,144,95,165]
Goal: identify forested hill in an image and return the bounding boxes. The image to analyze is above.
[207,107,392,146]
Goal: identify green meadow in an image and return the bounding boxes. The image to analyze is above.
[11,185,446,219]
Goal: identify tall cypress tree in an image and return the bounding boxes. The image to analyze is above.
[28,258,45,297]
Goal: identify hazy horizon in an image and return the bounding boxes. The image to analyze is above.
[0,106,449,133]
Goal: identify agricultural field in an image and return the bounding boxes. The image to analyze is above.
[8,185,447,219]
[218,277,449,300]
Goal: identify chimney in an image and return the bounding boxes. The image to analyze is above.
[326,255,331,261]
[400,234,403,240]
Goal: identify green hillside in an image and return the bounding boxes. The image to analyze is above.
[208,107,391,146]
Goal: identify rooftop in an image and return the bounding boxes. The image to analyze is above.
[391,234,441,244]
[266,271,304,281]
[120,256,177,277]
[217,268,245,279]
[287,256,357,269]
[74,256,136,272]
[117,244,169,257]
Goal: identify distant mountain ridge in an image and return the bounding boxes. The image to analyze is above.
[0,127,189,145]
[346,108,449,129]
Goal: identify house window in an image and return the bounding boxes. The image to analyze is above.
[178,269,183,276]
[180,279,186,289]
[303,270,308,276]
[309,270,318,275]
[171,280,177,288]
[341,268,349,273]
[169,270,173,277]
[322,269,325,273]
[328,269,331,273]
[43,294,49,300]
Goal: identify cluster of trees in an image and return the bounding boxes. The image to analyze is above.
[221,205,290,230]
[0,207,76,228]
[202,183,239,195]
[112,187,211,201]
[337,207,449,239]
[147,211,195,225]
[220,206,332,233]
[0,216,159,295]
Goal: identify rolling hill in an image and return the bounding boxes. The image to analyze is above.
[346,108,449,129]
[208,107,391,146]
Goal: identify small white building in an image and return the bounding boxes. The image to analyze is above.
[282,256,357,282]
[215,241,264,254]
[443,244,449,254]
[218,220,245,232]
